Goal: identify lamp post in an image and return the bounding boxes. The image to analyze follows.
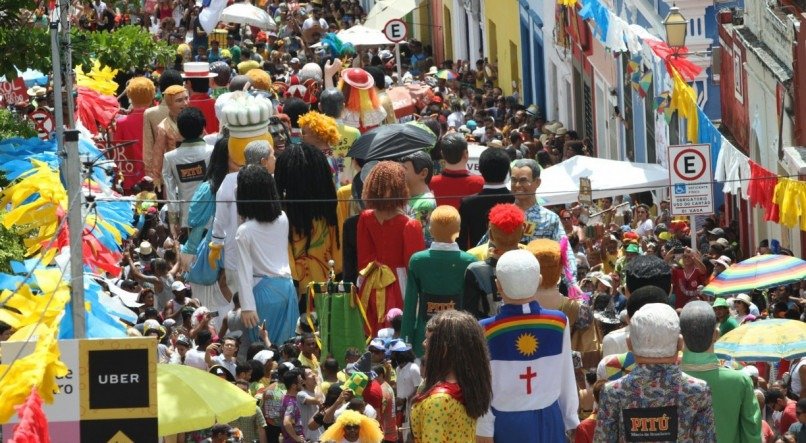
[663,6,688,54]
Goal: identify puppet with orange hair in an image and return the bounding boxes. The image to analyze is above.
[357,161,425,336]
[339,68,387,133]
[402,205,476,357]
[113,77,154,193]
[320,410,384,443]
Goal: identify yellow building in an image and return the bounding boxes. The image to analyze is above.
[483,0,522,96]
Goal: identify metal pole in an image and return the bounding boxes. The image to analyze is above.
[60,0,74,127]
[690,215,697,251]
[395,43,403,85]
[65,129,85,339]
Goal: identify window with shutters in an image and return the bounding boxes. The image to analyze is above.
[622,55,634,161]
[645,79,656,163]
[583,81,593,140]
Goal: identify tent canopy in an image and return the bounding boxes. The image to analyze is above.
[535,155,669,206]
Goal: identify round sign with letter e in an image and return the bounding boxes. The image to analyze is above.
[384,19,407,43]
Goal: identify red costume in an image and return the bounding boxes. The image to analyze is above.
[112,108,146,193]
[189,92,218,134]
[357,210,424,336]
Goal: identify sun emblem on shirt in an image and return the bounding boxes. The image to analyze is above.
[516,333,539,356]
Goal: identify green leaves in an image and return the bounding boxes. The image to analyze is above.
[0,212,27,274]
[1,24,175,80]
[0,109,38,140]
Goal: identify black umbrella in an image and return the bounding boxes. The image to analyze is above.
[347,123,437,161]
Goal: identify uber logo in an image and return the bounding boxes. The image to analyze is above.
[88,349,149,409]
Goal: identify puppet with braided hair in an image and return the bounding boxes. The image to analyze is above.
[319,410,383,443]
[358,161,425,336]
[274,142,341,301]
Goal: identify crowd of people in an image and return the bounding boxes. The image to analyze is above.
[6,1,806,443]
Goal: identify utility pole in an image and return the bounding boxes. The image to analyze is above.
[51,0,84,338]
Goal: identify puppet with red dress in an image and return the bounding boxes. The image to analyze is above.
[357,161,425,336]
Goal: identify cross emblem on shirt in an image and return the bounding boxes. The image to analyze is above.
[519,366,537,394]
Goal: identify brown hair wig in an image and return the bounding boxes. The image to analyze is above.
[361,161,409,212]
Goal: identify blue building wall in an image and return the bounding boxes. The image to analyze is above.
[519,0,546,114]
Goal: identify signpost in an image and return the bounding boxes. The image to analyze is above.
[668,144,714,249]
[384,19,407,84]
[2,337,157,442]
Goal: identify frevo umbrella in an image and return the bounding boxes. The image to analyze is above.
[220,3,276,30]
[363,0,420,30]
[714,319,806,362]
[158,363,257,436]
[702,254,806,297]
[347,123,436,161]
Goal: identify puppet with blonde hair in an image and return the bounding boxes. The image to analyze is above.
[150,84,188,189]
[113,77,155,192]
[358,161,425,336]
[319,410,384,443]
[526,239,599,365]
[338,68,386,133]
[298,111,340,152]
[402,205,476,356]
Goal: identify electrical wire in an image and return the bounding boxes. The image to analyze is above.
[92,173,803,205]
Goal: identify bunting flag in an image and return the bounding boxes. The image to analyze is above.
[558,0,579,6]
[644,39,703,81]
[9,388,51,443]
[578,0,610,39]
[0,134,136,421]
[669,67,699,142]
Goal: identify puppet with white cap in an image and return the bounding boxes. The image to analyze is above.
[476,249,579,443]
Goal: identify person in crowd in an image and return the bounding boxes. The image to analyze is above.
[679,301,761,442]
[410,310,492,442]
[575,380,606,443]
[595,303,716,441]
[665,243,708,309]
[712,297,738,336]
[402,205,475,357]
[357,161,425,336]
[234,165,299,344]
[183,62,219,133]
[457,147,514,250]
[767,388,799,436]
[319,409,384,443]
[476,249,579,442]
[430,133,485,210]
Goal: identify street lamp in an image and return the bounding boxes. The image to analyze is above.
[663,6,688,52]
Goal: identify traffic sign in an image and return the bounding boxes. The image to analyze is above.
[668,144,714,216]
[383,19,408,43]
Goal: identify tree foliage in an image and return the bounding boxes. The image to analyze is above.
[0,109,38,139]
[0,213,27,274]
[0,0,174,81]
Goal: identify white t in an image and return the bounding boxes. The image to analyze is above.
[235,214,293,313]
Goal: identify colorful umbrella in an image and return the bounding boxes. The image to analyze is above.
[157,363,257,436]
[702,254,806,297]
[436,69,459,81]
[714,319,806,362]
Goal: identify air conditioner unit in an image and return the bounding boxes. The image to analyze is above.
[783,146,806,175]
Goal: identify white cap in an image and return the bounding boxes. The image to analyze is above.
[496,250,542,300]
[628,303,680,358]
[254,349,275,365]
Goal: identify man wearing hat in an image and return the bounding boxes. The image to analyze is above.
[476,250,579,443]
[712,297,738,336]
[679,301,761,442]
[163,280,200,321]
[595,303,716,441]
[183,62,220,134]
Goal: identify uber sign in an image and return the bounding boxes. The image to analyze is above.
[88,348,149,409]
[79,337,157,442]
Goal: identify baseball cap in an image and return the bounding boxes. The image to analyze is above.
[290,57,300,64]
[712,298,729,308]
[253,349,275,365]
[711,238,730,248]
[625,243,640,254]
[466,120,477,130]
[171,281,188,292]
[175,334,191,347]
[708,227,725,236]
[710,255,732,268]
